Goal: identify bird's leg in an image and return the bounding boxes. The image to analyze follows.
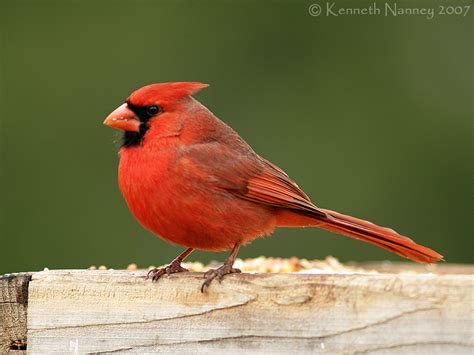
[201,243,241,292]
[147,248,194,282]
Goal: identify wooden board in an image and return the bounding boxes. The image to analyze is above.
[24,268,473,354]
[0,273,30,353]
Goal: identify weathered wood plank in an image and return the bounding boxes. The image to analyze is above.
[0,273,31,354]
[353,262,474,275]
[26,269,473,354]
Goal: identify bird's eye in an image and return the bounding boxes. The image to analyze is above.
[146,105,160,116]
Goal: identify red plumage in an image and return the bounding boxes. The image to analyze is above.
[104,82,442,289]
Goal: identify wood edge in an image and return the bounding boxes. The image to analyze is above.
[27,270,473,287]
[350,261,473,275]
[24,261,473,282]
[0,273,32,353]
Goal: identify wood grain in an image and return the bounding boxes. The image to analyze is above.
[0,273,31,353]
[25,268,473,354]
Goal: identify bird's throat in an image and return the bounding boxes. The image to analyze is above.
[121,124,149,147]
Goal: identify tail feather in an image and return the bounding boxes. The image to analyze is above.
[318,209,443,264]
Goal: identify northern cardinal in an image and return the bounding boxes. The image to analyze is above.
[104,82,443,291]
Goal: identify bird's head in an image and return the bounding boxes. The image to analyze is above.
[103,82,209,147]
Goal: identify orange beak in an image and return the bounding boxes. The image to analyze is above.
[103,103,141,132]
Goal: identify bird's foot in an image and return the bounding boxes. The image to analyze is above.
[201,264,241,292]
[147,261,189,282]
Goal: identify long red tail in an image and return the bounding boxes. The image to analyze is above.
[317,209,443,263]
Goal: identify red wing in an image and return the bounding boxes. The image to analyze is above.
[177,143,325,217]
[236,160,327,218]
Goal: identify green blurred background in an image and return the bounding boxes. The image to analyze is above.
[1,0,472,274]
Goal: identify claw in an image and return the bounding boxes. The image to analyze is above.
[147,263,188,282]
[201,266,241,292]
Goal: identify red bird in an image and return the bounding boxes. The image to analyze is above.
[104,82,443,291]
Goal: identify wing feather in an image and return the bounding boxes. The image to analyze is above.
[236,160,326,217]
[177,142,325,217]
